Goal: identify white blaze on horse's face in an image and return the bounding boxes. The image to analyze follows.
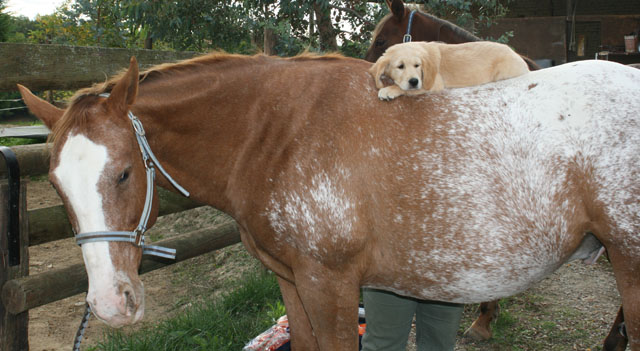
[52,133,144,327]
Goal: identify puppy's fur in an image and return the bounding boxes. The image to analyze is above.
[370,41,529,100]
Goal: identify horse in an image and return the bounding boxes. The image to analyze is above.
[364,0,540,71]
[18,53,640,351]
[364,1,632,347]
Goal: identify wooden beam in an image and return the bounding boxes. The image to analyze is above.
[0,144,51,178]
[0,126,49,140]
[2,219,241,315]
[0,43,198,92]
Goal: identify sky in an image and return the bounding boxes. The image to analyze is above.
[5,0,68,19]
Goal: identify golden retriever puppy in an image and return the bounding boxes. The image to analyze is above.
[370,41,529,100]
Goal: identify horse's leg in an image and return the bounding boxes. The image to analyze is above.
[603,305,628,351]
[276,276,319,351]
[293,261,361,351]
[238,229,319,350]
[608,248,640,349]
[463,300,499,341]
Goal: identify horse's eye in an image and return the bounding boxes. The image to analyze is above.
[118,170,130,184]
[375,38,385,47]
[398,64,404,69]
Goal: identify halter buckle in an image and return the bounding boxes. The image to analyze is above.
[133,228,144,246]
[403,34,412,43]
[130,113,146,136]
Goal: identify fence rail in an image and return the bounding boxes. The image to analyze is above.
[0,43,198,92]
[0,44,235,351]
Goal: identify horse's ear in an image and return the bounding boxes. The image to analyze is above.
[107,56,139,113]
[385,0,393,10]
[370,55,390,89]
[420,43,439,90]
[17,84,65,130]
[390,0,406,20]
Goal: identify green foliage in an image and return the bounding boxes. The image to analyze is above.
[3,1,515,56]
[0,0,11,42]
[88,269,284,351]
[421,0,512,37]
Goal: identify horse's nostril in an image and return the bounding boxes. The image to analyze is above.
[409,78,419,87]
[123,288,136,314]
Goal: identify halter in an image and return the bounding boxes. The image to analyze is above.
[73,95,190,351]
[73,94,190,260]
[403,10,417,43]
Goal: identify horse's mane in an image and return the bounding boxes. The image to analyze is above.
[50,51,350,144]
[373,5,481,43]
[72,51,348,99]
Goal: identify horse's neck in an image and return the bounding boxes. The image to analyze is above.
[133,65,262,212]
[418,13,480,43]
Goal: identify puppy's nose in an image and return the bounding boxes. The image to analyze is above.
[409,78,419,88]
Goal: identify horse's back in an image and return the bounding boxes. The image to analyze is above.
[354,60,640,302]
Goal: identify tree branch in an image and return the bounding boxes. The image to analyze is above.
[328,4,373,26]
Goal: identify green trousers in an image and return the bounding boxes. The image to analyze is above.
[361,288,463,351]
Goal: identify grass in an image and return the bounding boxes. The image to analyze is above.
[456,294,608,351]
[0,137,44,146]
[87,268,284,351]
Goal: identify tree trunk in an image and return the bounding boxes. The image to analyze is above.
[313,2,338,52]
[263,26,277,55]
[144,33,153,50]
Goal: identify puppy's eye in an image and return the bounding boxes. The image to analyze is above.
[398,64,404,69]
[414,64,420,68]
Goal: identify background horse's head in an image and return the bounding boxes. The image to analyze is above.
[365,0,413,62]
[364,0,482,63]
[18,58,154,328]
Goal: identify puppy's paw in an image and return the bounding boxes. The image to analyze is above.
[378,87,401,101]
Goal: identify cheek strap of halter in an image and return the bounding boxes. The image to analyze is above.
[403,10,417,43]
[74,96,190,260]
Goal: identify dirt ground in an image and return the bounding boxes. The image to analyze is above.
[24,180,622,351]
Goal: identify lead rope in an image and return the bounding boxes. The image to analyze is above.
[73,303,92,351]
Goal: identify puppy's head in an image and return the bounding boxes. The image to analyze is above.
[369,42,425,91]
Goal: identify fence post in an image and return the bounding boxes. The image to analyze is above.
[0,147,29,351]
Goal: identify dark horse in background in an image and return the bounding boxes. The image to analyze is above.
[364,0,627,350]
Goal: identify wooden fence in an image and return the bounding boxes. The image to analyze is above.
[0,44,243,351]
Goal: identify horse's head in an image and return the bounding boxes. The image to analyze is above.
[18,58,155,328]
[365,0,410,62]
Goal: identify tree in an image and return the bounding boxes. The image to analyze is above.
[9,0,514,57]
[420,0,512,36]
[0,0,11,42]
[243,0,385,57]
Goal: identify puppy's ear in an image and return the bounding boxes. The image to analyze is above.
[370,55,390,89]
[420,43,439,90]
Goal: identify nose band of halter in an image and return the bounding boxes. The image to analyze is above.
[403,10,417,43]
[74,94,190,260]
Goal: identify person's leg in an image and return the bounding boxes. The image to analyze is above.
[361,288,417,351]
[415,301,464,351]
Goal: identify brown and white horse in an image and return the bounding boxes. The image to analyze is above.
[19,53,640,350]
